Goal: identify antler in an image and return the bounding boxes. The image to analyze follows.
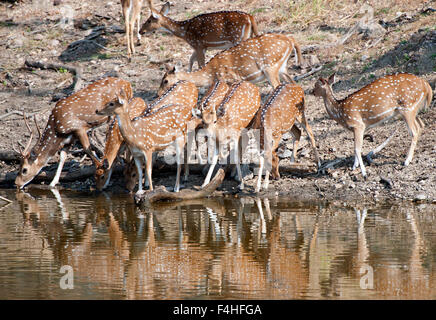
[33,115,42,146]
[20,112,34,157]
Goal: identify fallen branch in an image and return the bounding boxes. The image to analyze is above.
[134,168,225,205]
[0,195,12,203]
[24,60,83,92]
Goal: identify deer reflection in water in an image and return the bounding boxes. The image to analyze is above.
[12,190,435,299]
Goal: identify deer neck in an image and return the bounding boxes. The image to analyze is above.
[114,109,139,147]
[160,16,187,38]
[103,121,123,167]
[31,117,67,168]
[321,86,344,121]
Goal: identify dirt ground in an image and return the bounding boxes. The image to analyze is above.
[0,0,435,204]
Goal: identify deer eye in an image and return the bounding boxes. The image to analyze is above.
[164,80,168,84]
[22,168,28,175]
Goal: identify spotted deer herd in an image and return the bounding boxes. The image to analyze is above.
[14,1,433,196]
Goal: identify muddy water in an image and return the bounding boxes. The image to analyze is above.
[0,188,435,300]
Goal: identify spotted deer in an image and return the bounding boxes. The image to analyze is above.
[96,85,198,194]
[94,97,147,191]
[159,33,302,95]
[252,83,320,192]
[121,0,144,60]
[312,73,433,178]
[140,1,259,72]
[193,80,230,164]
[15,77,133,189]
[200,81,261,189]
[122,81,200,192]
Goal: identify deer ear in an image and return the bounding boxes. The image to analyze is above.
[161,2,170,15]
[328,73,336,85]
[165,64,176,74]
[118,89,128,105]
[151,9,159,19]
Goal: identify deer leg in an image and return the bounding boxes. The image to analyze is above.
[366,132,395,164]
[75,128,100,164]
[300,114,321,168]
[403,117,421,166]
[136,13,141,44]
[256,151,264,193]
[188,51,197,73]
[49,149,67,187]
[202,145,218,188]
[125,16,131,60]
[353,128,367,179]
[289,125,301,164]
[134,156,144,192]
[232,138,244,190]
[197,48,206,70]
[144,151,153,191]
[130,20,136,55]
[174,138,185,192]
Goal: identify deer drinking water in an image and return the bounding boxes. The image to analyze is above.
[312,73,433,178]
[252,83,321,192]
[200,81,261,190]
[140,0,259,72]
[15,77,133,189]
[96,80,198,191]
[158,33,303,95]
[94,97,147,191]
[96,84,198,194]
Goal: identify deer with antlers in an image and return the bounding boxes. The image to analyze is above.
[252,83,321,192]
[15,77,133,189]
[121,0,144,60]
[312,73,433,178]
[140,1,259,72]
[96,82,198,194]
[200,81,261,190]
[158,33,302,95]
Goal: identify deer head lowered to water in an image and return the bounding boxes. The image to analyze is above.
[96,84,198,194]
[311,73,433,178]
[15,77,133,189]
[200,81,261,190]
[96,80,198,191]
[252,83,321,192]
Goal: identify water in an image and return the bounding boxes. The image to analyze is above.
[0,188,435,300]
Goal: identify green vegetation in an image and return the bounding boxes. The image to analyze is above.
[249,7,267,15]
[58,67,68,73]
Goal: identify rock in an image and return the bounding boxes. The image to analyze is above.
[414,194,426,202]
[34,34,44,41]
[278,149,292,159]
[8,37,24,49]
[50,39,60,47]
